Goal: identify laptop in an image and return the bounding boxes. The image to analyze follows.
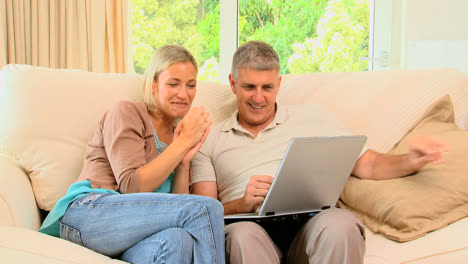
[224,135,366,224]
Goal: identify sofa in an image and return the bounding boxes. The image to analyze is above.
[1,64,467,263]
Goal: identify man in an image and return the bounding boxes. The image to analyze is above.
[191,41,447,264]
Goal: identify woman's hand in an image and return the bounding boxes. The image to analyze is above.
[174,106,211,164]
[181,125,210,165]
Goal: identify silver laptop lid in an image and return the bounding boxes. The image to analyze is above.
[258,135,366,216]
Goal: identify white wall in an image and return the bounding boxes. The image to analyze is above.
[375,0,468,73]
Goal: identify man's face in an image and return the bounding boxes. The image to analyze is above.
[229,68,281,131]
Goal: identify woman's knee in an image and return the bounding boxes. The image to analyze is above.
[149,228,194,254]
[121,228,194,264]
[153,228,194,263]
[190,195,224,217]
[167,228,194,250]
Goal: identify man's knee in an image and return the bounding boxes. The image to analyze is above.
[312,208,365,242]
[225,221,269,244]
[225,222,281,264]
[287,209,365,264]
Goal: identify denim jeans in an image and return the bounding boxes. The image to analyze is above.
[59,192,225,264]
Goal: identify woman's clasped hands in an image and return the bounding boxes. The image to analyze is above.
[175,106,212,164]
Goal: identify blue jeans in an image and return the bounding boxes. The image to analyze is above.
[59,192,225,264]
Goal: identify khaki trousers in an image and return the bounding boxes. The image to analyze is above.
[225,208,366,264]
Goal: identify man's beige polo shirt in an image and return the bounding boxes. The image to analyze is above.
[192,103,355,204]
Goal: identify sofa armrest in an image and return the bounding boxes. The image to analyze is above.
[0,154,41,230]
[0,226,128,263]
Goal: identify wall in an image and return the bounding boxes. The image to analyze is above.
[375,0,468,73]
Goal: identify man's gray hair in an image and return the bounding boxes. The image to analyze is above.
[231,41,280,81]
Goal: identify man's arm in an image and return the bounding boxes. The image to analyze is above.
[192,175,273,215]
[223,198,253,216]
[189,188,251,215]
[191,181,218,200]
[223,175,273,215]
[352,135,448,180]
[190,181,251,215]
[190,125,220,198]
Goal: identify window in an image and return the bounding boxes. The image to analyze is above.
[131,0,220,81]
[132,0,370,81]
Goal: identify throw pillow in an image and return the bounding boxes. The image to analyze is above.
[338,94,468,242]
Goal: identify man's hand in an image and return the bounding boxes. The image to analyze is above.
[353,135,449,180]
[406,135,449,171]
[239,175,274,213]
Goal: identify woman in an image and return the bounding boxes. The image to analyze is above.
[39,45,225,264]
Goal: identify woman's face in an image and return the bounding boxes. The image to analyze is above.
[152,61,197,120]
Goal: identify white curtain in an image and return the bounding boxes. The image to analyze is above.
[0,0,132,73]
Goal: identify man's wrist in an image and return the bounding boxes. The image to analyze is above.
[224,198,248,215]
[403,153,419,176]
[176,162,190,172]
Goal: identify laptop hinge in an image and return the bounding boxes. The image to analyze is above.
[265,211,275,216]
[321,206,331,210]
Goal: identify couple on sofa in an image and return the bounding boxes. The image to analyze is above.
[39,41,448,264]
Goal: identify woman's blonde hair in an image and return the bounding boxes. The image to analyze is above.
[142,45,198,114]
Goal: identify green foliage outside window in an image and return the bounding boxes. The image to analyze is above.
[132,0,369,80]
[238,0,329,74]
[132,0,206,74]
[287,0,369,73]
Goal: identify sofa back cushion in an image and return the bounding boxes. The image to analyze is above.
[279,68,468,153]
[0,65,143,210]
[1,65,467,212]
[0,64,236,211]
[191,80,237,124]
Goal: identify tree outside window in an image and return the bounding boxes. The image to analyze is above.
[132,0,369,81]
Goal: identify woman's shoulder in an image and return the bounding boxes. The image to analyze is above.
[109,100,148,113]
[106,100,148,118]
[101,100,150,128]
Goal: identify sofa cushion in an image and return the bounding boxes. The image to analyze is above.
[338,95,468,242]
[287,69,468,153]
[0,226,126,263]
[0,65,236,211]
[2,65,466,214]
[0,154,41,229]
[192,80,237,125]
[0,65,143,211]
[364,217,468,263]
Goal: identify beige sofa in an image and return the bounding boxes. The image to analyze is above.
[1,64,467,263]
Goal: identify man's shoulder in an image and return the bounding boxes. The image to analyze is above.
[205,118,229,143]
[202,113,240,154]
[211,113,236,133]
[212,118,229,130]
